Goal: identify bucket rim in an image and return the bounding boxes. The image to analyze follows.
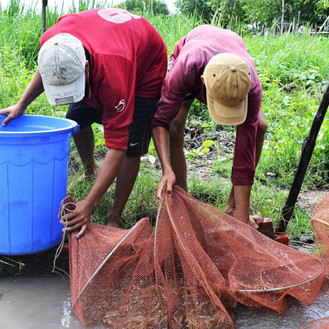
[0,114,79,137]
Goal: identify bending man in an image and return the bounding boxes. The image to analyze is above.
[0,8,167,235]
[152,25,266,225]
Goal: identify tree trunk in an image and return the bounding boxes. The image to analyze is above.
[281,0,284,35]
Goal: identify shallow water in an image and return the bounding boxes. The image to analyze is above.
[235,279,329,329]
[0,275,328,329]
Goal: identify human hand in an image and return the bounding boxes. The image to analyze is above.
[59,199,94,238]
[156,170,176,199]
[0,104,26,126]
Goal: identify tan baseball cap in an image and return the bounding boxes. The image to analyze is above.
[38,33,86,106]
[203,52,251,126]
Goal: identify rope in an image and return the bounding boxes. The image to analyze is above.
[312,217,329,227]
[52,201,77,278]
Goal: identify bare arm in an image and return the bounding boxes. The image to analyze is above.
[255,107,267,166]
[152,126,176,199]
[225,106,267,224]
[61,148,125,237]
[0,69,44,126]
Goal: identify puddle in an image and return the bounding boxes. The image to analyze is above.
[0,275,328,329]
[0,275,82,329]
[235,279,329,329]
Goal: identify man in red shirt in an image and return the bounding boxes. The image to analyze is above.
[152,25,266,226]
[0,9,167,235]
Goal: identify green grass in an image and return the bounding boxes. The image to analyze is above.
[1,2,329,239]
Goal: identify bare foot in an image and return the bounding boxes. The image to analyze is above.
[249,214,265,229]
[78,172,96,182]
[105,214,121,228]
[68,172,96,190]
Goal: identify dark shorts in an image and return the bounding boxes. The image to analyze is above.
[66,95,160,157]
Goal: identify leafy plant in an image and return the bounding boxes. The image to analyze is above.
[1,2,329,241]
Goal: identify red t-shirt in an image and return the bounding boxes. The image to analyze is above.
[40,8,167,151]
[152,25,262,185]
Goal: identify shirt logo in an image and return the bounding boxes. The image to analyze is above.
[115,99,126,112]
[98,9,141,24]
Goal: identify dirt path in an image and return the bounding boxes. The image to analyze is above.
[298,189,329,213]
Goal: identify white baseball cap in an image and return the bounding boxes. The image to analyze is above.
[203,52,251,126]
[38,33,86,106]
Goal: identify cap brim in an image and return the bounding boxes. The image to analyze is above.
[207,90,248,126]
[43,72,85,106]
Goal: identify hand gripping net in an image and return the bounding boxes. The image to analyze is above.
[63,186,325,328]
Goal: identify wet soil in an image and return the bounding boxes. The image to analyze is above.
[0,247,69,278]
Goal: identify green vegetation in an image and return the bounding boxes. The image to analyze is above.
[1,0,329,238]
[175,0,329,29]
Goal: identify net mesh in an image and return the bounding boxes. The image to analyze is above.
[301,193,329,329]
[63,186,325,328]
[311,193,329,276]
[302,317,329,329]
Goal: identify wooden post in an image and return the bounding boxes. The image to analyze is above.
[272,18,277,35]
[281,0,285,35]
[276,84,329,233]
[319,16,329,33]
[42,0,48,34]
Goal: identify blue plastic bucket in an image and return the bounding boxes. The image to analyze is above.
[0,115,79,255]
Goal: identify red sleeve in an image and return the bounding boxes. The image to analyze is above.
[152,47,205,130]
[232,88,262,185]
[151,64,192,129]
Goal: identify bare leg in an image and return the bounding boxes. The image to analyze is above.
[169,108,189,191]
[73,126,97,178]
[106,156,141,227]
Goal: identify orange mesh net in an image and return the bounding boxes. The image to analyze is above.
[302,317,329,329]
[311,193,329,276]
[62,186,325,328]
